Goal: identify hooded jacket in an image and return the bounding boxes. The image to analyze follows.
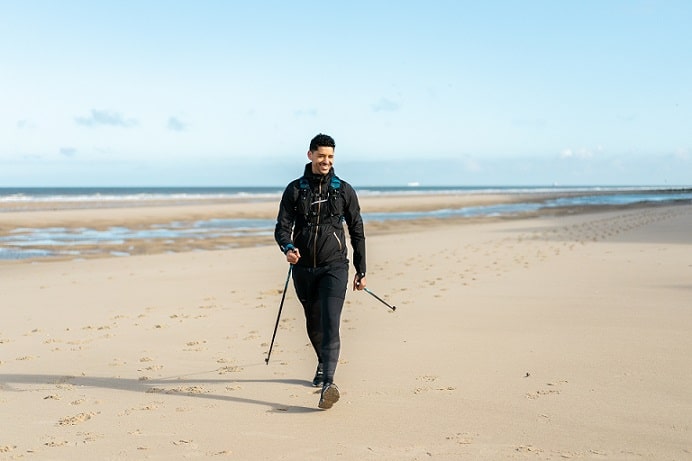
[275,163,366,276]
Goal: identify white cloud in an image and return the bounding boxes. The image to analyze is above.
[59,147,77,157]
[167,117,188,132]
[617,114,638,123]
[560,146,602,160]
[463,157,482,172]
[75,109,138,128]
[673,147,690,161]
[16,119,37,130]
[294,108,318,117]
[371,98,400,112]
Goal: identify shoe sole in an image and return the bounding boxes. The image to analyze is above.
[318,385,340,409]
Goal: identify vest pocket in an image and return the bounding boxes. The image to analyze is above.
[332,232,343,251]
[328,190,344,216]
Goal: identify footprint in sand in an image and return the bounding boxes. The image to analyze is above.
[109,358,127,367]
[243,331,260,340]
[16,355,37,361]
[199,297,218,309]
[79,432,102,444]
[414,375,457,394]
[207,450,233,456]
[526,380,568,400]
[173,439,197,447]
[146,386,210,395]
[217,365,243,374]
[140,364,164,372]
[183,340,207,351]
[279,318,295,331]
[516,445,543,454]
[57,412,94,426]
[44,439,70,447]
[446,432,476,445]
[119,403,161,416]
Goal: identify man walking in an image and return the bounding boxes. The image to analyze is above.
[274,133,367,409]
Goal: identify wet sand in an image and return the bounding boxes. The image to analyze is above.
[0,190,678,263]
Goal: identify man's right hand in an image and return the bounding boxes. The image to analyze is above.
[286,248,301,264]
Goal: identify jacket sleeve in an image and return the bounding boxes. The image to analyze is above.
[343,182,366,275]
[274,182,297,253]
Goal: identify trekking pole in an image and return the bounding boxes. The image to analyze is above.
[265,265,293,364]
[363,287,397,311]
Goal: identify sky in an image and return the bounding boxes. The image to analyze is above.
[1,1,691,187]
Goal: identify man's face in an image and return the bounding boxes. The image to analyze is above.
[308,146,334,175]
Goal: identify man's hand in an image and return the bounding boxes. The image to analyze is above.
[353,274,366,291]
[286,248,301,264]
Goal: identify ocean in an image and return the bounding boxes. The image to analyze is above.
[1,186,691,261]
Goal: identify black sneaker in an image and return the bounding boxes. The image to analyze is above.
[312,363,324,387]
[318,383,340,409]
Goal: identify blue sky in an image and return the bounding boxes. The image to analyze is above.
[1,1,691,186]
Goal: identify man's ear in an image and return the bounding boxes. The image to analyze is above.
[307,150,313,160]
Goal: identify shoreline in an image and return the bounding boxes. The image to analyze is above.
[1,191,691,263]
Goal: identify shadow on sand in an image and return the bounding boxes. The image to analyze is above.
[0,371,322,414]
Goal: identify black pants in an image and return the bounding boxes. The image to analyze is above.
[291,263,348,385]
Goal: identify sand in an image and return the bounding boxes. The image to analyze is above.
[1,197,691,460]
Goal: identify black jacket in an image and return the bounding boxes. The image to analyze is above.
[275,163,366,275]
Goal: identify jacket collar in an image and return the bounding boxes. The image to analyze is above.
[303,163,334,183]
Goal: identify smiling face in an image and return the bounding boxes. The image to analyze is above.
[307,146,335,176]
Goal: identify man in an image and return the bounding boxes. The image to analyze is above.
[274,133,367,410]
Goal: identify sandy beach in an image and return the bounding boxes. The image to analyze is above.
[1,196,691,460]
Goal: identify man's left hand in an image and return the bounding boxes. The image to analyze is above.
[353,274,366,291]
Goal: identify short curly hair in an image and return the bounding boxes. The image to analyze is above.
[309,133,335,151]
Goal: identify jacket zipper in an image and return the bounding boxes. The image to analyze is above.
[312,178,323,268]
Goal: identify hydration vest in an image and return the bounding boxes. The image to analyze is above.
[296,175,345,227]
